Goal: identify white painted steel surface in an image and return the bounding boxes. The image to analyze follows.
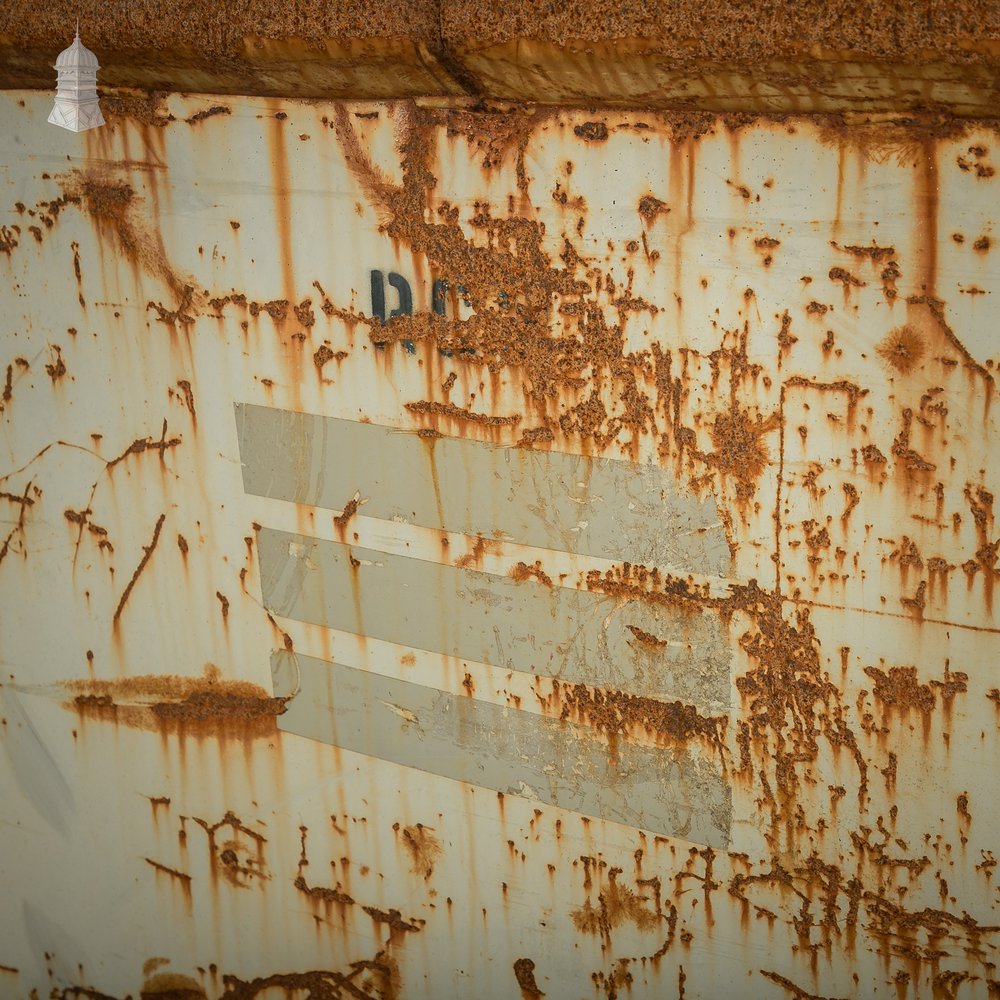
[0,91,998,999]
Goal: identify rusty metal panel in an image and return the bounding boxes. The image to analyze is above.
[4,3,1000,114]
[1,90,999,1000]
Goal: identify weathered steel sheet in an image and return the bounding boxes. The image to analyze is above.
[0,89,999,1000]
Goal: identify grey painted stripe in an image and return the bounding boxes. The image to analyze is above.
[235,403,731,575]
[258,528,732,710]
[272,650,731,847]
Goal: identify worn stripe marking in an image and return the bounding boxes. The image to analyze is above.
[257,527,732,709]
[272,650,732,847]
[235,403,731,574]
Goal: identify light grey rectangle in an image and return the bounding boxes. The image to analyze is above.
[258,528,732,710]
[235,403,730,574]
[272,650,731,847]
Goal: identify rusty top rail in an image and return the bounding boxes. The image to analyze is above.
[2,0,1000,113]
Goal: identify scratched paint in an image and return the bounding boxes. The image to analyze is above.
[0,88,998,1000]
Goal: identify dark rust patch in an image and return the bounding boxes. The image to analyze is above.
[175,380,196,423]
[863,663,967,716]
[626,624,668,648]
[194,811,268,887]
[513,958,545,999]
[405,399,521,427]
[60,168,193,312]
[828,266,865,288]
[145,857,193,889]
[45,344,67,382]
[362,905,423,933]
[699,402,778,500]
[760,969,845,1000]
[185,105,231,124]
[891,408,936,472]
[334,494,361,531]
[0,225,20,254]
[574,121,609,142]
[841,483,859,520]
[557,680,726,748]
[314,344,348,370]
[518,426,554,446]
[295,874,355,905]
[638,194,669,223]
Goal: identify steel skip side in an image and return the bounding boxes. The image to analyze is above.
[0,91,998,1000]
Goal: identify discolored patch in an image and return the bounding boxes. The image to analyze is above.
[399,823,443,879]
[571,868,660,938]
[140,971,206,999]
[637,194,668,223]
[64,664,288,739]
[876,324,925,375]
[700,404,778,499]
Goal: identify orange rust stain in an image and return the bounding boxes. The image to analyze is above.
[571,867,660,942]
[397,823,443,880]
[186,105,230,125]
[140,971,205,998]
[863,663,968,717]
[144,858,194,908]
[333,494,360,537]
[64,664,288,740]
[553,679,726,749]
[406,399,521,427]
[44,344,67,382]
[175,379,197,425]
[455,534,501,569]
[638,195,669,224]
[265,103,296,301]
[509,560,553,586]
[58,168,192,315]
[877,325,925,375]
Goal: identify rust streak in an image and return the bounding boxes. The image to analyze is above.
[145,857,192,885]
[760,970,846,1000]
[113,513,166,623]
